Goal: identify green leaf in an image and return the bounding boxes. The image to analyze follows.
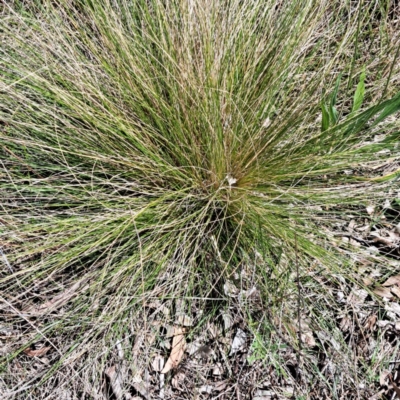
[330,73,342,108]
[329,105,338,125]
[321,102,330,132]
[371,168,400,182]
[328,73,342,125]
[352,68,366,112]
[331,91,400,145]
[372,91,400,126]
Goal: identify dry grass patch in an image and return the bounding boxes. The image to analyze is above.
[1,0,400,398]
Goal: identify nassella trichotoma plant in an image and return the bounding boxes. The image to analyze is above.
[0,0,399,387]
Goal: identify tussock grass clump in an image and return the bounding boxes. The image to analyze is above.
[1,0,400,394]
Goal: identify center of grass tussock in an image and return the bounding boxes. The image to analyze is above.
[1,0,400,381]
